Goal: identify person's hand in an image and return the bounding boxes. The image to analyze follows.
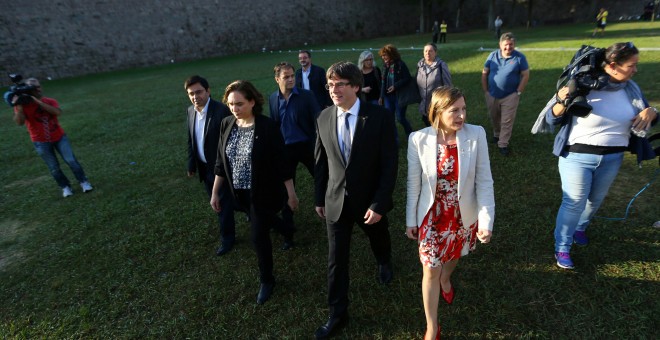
[363,209,382,225]
[386,86,395,94]
[363,86,372,93]
[315,206,326,219]
[405,226,418,240]
[632,107,658,132]
[210,193,221,213]
[287,192,299,211]
[556,86,569,101]
[187,171,195,177]
[476,229,492,243]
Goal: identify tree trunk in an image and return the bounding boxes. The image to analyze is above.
[420,0,424,33]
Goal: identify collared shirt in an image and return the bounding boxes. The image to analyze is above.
[301,67,311,90]
[277,87,309,144]
[484,49,528,99]
[194,98,210,163]
[336,98,360,156]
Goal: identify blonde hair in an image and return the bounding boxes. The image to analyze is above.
[428,86,465,130]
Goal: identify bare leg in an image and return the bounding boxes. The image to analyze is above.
[422,265,441,340]
[440,259,459,293]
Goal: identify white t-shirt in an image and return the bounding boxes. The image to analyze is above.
[568,88,635,147]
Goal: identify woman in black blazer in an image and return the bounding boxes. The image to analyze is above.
[210,80,298,305]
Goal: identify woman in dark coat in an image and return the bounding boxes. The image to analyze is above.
[211,80,298,305]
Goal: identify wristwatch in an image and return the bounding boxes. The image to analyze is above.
[517,91,522,96]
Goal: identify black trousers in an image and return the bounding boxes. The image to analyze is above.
[201,162,235,243]
[325,197,392,318]
[235,189,284,284]
[281,141,314,232]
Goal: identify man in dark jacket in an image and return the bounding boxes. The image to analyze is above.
[185,75,236,256]
[296,50,332,108]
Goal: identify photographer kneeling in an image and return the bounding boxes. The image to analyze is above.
[11,77,93,197]
[543,42,657,269]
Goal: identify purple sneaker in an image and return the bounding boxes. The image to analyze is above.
[555,252,575,269]
[573,231,588,246]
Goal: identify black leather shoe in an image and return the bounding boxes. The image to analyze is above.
[215,242,234,256]
[281,238,294,251]
[314,313,348,339]
[256,283,274,305]
[378,263,393,284]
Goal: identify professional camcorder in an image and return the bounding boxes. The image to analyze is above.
[556,45,608,117]
[3,73,38,107]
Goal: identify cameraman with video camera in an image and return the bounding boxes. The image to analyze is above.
[11,77,93,197]
[542,42,657,270]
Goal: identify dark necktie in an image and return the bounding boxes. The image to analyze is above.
[342,112,352,163]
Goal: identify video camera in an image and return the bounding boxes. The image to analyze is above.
[3,73,38,107]
[556,45,609,117]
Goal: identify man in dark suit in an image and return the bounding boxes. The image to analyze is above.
[185,75,236,256]
[269,62,320,250]
[313,62,398,339]
[296,50,332,108]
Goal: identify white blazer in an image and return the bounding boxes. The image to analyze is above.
[406,124,495,230]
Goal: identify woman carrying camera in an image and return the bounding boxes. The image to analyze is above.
[543,42,657,269]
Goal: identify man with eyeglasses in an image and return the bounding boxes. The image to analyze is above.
[296,50,332,108]
[313,61,398,339]
[268,62,320,250]
[11,77,93,198]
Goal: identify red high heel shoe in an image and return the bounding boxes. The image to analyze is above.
[441,285,454,304]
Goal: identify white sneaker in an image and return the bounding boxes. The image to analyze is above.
[62,186,74,197]
[80,181,93,193]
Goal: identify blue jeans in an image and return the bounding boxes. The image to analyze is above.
[33,134,88,188]
[554,152,623,253]
[383,94,412,142]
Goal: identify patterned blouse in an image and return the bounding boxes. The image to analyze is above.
[226,124,254,189]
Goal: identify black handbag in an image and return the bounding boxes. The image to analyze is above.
[397,76,421,108]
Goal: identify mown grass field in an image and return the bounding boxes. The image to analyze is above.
[1,21,659,339]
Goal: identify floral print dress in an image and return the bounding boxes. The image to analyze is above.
[418,144,478,268]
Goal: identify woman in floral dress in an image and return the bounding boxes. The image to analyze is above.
[406,86,495,339]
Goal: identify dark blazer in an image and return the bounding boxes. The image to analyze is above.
[314,100,398,222]
[268,87,321,142]
[215,114,293,214]
[295,64,332,108]
[380,59,413,101]
[187,98,231,182]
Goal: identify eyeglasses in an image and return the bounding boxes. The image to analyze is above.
[325,82,350,90]
[364,58,373,61]
[625,42,635,49]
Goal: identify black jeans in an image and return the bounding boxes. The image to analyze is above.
[325,197,392,317]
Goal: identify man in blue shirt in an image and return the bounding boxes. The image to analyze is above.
[481,32,530,155]
[269,62,320,249]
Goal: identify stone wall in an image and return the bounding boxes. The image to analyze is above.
[0,0,418,84]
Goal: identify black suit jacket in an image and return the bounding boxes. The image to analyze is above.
[215,114,292,214]
[295,64,332,108]
[187,98,231,182]
[314,100,398,222]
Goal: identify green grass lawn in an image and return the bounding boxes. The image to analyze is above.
[1,21,659,339]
